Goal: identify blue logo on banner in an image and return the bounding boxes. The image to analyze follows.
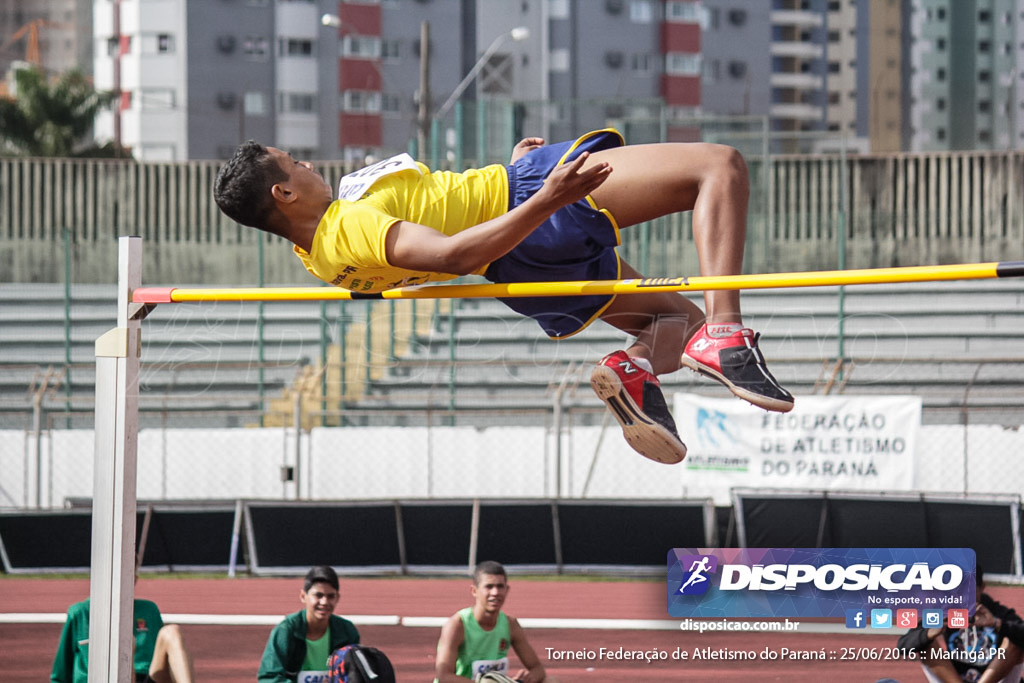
[922,609,943,628]
[676,554,718,595]
[845,609,866,628]
[667,548,975,619]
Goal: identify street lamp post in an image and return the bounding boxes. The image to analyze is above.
[431,27,529,169]
[434,26,530,121]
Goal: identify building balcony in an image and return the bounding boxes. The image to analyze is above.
[770,72,822,90]
[770,102,824,121]
[770,41,824,59]
[770,10,824,29]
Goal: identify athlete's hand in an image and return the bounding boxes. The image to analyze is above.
[510,137,545,163]
[535,151,612,209]
[511,668,532,683]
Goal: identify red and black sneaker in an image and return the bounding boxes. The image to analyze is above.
[590,350,687,464]
[681,324,794,413]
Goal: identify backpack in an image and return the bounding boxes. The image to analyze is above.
[327,644,396,683]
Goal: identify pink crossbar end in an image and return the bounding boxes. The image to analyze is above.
[132,287,176,304]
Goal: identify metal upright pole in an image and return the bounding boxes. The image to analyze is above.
[417,21,431,162]
[89,235,142,683]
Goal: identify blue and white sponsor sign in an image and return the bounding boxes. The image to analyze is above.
[667,547,975,618]
[673,394,919,493]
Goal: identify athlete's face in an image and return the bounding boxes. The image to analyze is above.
[301,581,339,626]
[267,147,333,204]
[472,573,509,614]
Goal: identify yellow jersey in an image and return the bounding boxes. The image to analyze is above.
[294,162,508,293]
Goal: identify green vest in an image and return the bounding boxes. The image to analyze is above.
[454,607,511,680]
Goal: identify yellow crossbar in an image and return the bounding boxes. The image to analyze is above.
[132,261,1024,304]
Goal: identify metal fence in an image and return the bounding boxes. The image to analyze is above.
[2,111,1023,284]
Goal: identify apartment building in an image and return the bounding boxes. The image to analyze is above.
[85,0,1024,160]
[910,0,1024,151]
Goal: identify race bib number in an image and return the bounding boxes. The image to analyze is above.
[471,656,509,680]
[336,153,421,201]
[297,671,328,683]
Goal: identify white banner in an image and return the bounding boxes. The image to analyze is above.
[673,394,920,493]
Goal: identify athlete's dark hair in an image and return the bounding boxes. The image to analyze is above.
[213,140,289,234]
[473,560,507,585]
[304,564,340,592]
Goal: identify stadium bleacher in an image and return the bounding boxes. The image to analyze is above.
[2,280,1023,428]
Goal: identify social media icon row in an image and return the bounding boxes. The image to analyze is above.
[845,608,970,629]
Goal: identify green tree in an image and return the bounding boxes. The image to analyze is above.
[0,67,118,157]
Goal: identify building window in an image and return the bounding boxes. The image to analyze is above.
[244,36,270,60]
[936,67,946,81]
[382,92,401,115]
[342,90,381,113]
[631,52,653,74]
[341,35,381,59]
[279,38,314,57]
[937,38,946,50]
[139,88,175,109]
[979,40,991,52]
[936,98,946,111]
[979,70,991,82]
[703,59,720,82]
[279,92,316,113]
[381,39,400,61]
[665,1,699,22]
[665,52,701,75]
[244,91,267,115]
[979,100,991,113]
[140,33,173,54]
[104,36,128,57]
[550,48,570,72]
[629,0,653,23]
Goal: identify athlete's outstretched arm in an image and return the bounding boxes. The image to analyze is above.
[384,153,610,276]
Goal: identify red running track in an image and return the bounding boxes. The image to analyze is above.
[4,576,1021,682]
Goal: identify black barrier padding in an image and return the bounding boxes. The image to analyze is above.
[925,502,1016,574]
[0,513,94,569]
[476,504,556,566]
[399,504,473,566]
[826,499,927,547]
[139,510,235,569]
[739,498,825,547]
[558,504,706,566]
[249,505,400,569]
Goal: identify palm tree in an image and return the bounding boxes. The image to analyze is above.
[0,67,117,157]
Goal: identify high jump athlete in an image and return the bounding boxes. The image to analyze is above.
[214,130,794,464]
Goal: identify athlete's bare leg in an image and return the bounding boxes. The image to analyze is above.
[598,261,703,375]
[584,142,748,325]
[148,624,195,683]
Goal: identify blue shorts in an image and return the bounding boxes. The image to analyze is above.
[484,129,625,338]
